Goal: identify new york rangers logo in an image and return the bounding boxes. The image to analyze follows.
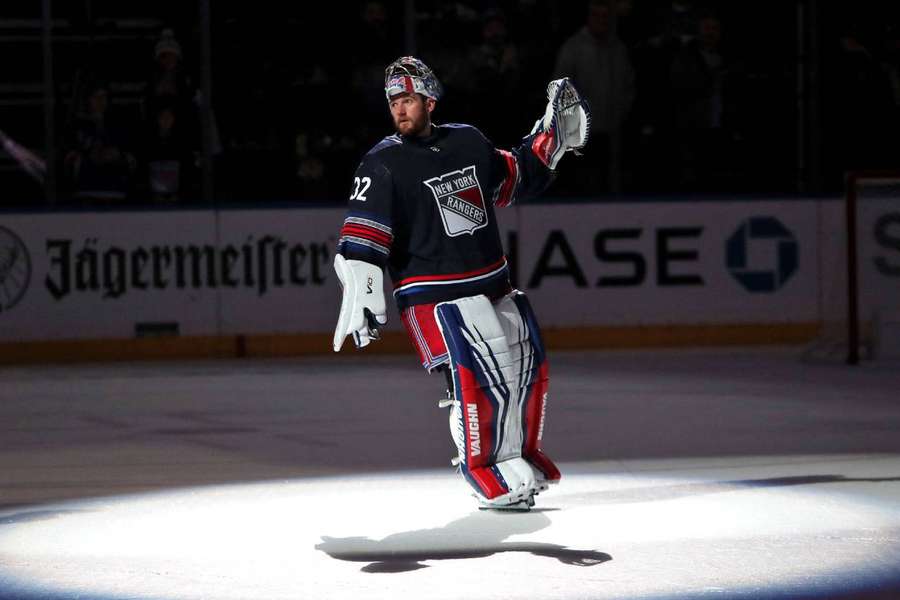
[424,165,488,237]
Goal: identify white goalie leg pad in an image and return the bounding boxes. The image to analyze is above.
[493,292,534,458]
[447,399,536,508]
[495,290,561,490]
[435,294,535,503]
[494,292,543,492]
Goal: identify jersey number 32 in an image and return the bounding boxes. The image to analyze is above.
[350,176,371,201]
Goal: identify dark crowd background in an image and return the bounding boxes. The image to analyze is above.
[1,0,899,208]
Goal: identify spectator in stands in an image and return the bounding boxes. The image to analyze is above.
[624,0,693,192]
[145,29,195,108]
[644,0,698,51]
[504,0,562,95]
[139,98,198,203]
[553,0,635,194]
[883,23,900,100]
[292,131,329,201]
[416,2,482,127]
[63,81,138,203]
[878,23,900,165]
[824,18,897,188]
[465,9,524,144]
[350,1,403,148]
[669,14,734,190]
[143,29,201,157]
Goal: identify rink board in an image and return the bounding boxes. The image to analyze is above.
[0,197,895,356]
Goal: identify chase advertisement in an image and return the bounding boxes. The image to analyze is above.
[507,202,816,327]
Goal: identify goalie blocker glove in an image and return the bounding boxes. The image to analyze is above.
[332,254,388,351]
[530,77,591,170]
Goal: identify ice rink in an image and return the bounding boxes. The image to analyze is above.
[1,347,899,599]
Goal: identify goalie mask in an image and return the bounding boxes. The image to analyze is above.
[384,56,443,101]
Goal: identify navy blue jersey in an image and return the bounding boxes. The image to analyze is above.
[337,123,552,310]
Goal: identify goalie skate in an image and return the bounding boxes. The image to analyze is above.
[473,457,538,511]
[478,494,535,512]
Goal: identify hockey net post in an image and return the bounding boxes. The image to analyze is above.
[844,170,900,365]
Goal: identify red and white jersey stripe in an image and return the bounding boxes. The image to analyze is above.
[338,214,393,257]
[492,149,520,208]
[393,257,509,299]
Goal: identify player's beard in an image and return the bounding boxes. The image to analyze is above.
[393,110,430,138]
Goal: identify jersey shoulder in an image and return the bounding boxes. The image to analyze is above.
[364,134,403,159]
[441,123,492,146]
[356,134,402,179]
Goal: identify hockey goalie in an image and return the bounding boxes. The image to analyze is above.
[333,56,590,510]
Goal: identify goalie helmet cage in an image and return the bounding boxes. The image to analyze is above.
[844,170,900,365]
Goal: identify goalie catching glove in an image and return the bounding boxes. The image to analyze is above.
[530,77,591,170]
[332,254,388,351]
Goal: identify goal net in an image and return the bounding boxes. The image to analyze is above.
[805,172,900,363]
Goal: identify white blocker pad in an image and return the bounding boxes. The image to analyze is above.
[332,255,387,351]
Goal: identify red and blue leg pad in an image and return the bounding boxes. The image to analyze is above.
[509,293,561,483]
[435,298,518,500]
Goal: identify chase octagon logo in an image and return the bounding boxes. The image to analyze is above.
[0,225,31,312]
[726,217,798,293]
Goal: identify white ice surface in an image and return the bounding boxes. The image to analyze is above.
[1,348,900,599]
[1,454,899,600]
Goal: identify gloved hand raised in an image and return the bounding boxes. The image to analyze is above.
[530,77,591,170]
